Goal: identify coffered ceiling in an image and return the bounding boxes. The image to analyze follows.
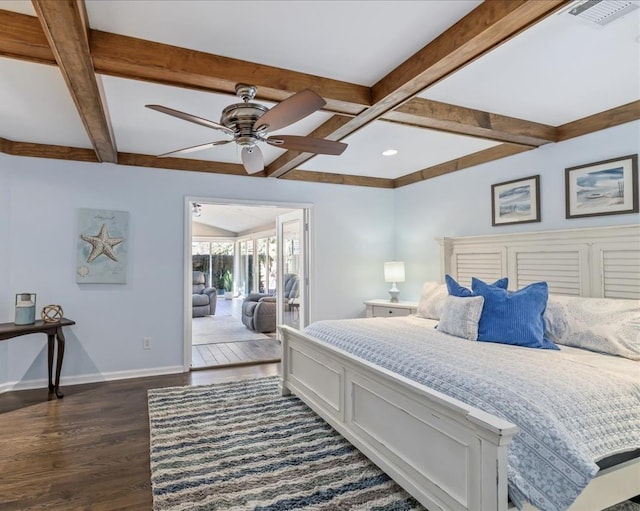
[0,0,638,188]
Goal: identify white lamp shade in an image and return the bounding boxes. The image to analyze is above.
[384,261,405,283]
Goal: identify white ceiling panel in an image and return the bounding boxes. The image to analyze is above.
[0,58,91,148]
[101,76,333,165]
[195,204,293,233]
[298,121,501,179]
[421,4,640,125]
[85,0,481,86]
[0,0,35,15]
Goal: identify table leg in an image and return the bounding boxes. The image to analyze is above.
[47,333,55,393]
[54,327,66,398]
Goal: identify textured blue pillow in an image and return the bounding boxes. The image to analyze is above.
[445,274,508,297]
[471,278,558,350]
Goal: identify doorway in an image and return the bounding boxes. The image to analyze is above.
[183,198,312,371]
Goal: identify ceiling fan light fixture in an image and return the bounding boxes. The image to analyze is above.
[147,85,348,175]
[192,202,202,217]
[382,149,398,156]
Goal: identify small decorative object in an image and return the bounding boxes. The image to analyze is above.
[15,293,36,325]
[42,304,64,323]
[491,175,540,226]
[565,154,638,219]
[384,261,405,303]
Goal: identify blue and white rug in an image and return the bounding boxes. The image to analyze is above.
[148,377,640,511]
[148,376,421,510]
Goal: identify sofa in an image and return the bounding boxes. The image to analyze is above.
[241,273,299,332]
[241,293,276,333]
[192,271,217,317]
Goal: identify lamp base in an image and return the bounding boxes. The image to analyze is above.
[388,290,400,303]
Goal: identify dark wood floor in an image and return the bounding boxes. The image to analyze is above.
[0,363,280,510]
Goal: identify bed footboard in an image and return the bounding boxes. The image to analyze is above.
[279,325,518,511]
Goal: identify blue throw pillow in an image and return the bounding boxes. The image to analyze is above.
[445,274,508,297]
[471,278,559,350]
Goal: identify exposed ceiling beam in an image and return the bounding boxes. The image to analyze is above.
[117,153,251,177]
[382,98,557,146]
[393,143,533,188]
[0,137,98,162]
[556,100,640,142]
[89,30,371,116]
[0,10,553,150]
[32,0,118,163]
[0,136,393,187]
[281,170,394,189]
[0,9,54,64]
[266,0,568,178]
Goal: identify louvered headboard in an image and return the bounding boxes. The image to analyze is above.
[438,225,640,299]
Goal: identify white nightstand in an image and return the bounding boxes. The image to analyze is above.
[364,299,418,318]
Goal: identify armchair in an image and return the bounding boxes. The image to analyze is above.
[241,293,276,333]
[192,271,217,317]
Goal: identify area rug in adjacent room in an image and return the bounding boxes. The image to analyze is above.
[148,377,640,511]
[192,315,270,345]
[147,376,422,511]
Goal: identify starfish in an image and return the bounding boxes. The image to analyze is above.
[80,224,124,263]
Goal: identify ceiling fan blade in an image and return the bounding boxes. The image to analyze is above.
[254,89,326,133]
[146,104,235,136]
[241,146,265,174]
[266,135,347,156]
[158,139,233,157]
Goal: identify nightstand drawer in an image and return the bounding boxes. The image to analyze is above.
[371,306,411,317]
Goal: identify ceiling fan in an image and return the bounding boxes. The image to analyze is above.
[146,84,348,175]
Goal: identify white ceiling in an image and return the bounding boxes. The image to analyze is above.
[84,0,482,86]
[195,203,294,233]
[0,0,638,181]
[421,3,640,126]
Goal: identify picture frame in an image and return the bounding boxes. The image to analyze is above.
[76,208,129,284]
[565,154,638,219]
[491,175,540,226]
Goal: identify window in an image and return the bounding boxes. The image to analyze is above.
[192,241,234,293]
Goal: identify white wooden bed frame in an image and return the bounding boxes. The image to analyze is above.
[279,224,640,511]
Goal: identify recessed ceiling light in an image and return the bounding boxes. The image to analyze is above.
[382,149,398,156]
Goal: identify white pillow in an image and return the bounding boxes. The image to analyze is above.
[544,294,640,360]
[437,295,485,341]
[416,281,448,320]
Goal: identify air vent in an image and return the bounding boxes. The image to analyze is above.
[566,0,639,27]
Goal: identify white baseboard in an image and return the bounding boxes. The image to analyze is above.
[0,365,186,394]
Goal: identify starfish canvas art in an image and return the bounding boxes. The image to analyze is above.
[80,224,125,263]
[76,209,129,283]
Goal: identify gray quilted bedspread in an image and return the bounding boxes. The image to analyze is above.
[303,316,640,511]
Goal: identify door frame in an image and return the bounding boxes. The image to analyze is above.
[183,196,313,372]
[276,209,309,330]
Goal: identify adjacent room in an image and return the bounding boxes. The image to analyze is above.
[0,1,638,510]
[189,202,302,369]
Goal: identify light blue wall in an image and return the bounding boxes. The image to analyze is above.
[1,121,638,390]
[395,121,640,300]
[0,154,395,387]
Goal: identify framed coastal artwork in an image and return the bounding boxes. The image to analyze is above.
[565,154,638,219]
[76,208,129,284]
[491,175,540,226]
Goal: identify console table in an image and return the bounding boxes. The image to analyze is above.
[0,318,75,398]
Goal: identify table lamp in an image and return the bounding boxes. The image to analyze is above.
[384,261,405,303]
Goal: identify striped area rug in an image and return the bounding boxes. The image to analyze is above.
[147,376,423,511]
